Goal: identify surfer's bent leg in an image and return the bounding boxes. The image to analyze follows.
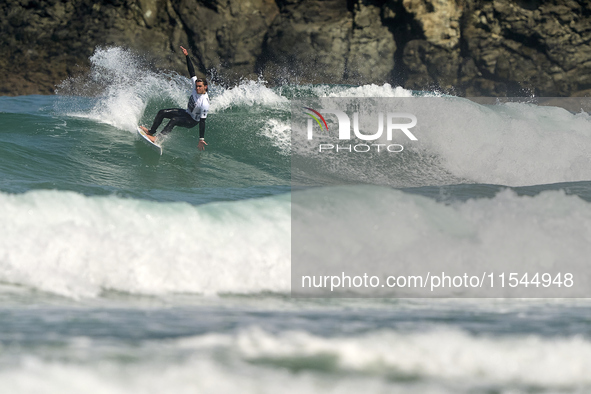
[161,118,180,135]
[160,111,198,136]
[148,108,181,135]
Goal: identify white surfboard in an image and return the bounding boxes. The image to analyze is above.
[136,126,162,155]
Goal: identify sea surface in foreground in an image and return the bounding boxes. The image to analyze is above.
[1,47,591,393]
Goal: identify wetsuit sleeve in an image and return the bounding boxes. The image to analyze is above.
[199,118,206,139]
[186,55,196,78]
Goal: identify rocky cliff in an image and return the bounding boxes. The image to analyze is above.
[1,0,590,96]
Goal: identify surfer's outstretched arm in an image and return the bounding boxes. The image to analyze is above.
[181,46,196,78]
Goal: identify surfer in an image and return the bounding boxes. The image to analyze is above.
[140,46,210,150]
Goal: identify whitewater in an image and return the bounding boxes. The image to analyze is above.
[2,47,591,393]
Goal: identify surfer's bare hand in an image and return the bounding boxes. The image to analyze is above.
[180,46,188,56]
[198,140,208,150]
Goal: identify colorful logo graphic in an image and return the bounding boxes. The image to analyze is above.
[302,105,418,153]
[304,107,329,132]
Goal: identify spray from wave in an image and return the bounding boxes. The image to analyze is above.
[56,47,190,132]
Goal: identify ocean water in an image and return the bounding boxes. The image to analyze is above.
[1,47,591,392]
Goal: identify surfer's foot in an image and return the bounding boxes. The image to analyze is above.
[140,126,156,142]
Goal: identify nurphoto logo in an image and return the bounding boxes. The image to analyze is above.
[303,107,418,153]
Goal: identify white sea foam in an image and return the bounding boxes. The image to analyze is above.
[259,119,291,155]
[292,186,591,296]
[2,327,590,393]
[211,79,290,112]
[178,327,591,387]
[411,97,591,186]
[314,83,415,98]
[0,353,399,394]
[0,190,290,298]
[3,186,591,298]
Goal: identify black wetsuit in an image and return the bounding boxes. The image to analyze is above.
[147,55,209,138]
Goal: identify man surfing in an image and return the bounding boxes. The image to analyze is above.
[139,46,210,150]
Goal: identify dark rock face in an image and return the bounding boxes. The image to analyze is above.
[1,0,590,96]
[0,0,181,95]
[262,0,354,83]
[176,0,279,80]
[261,0,397,84]
[461,0,591,96]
